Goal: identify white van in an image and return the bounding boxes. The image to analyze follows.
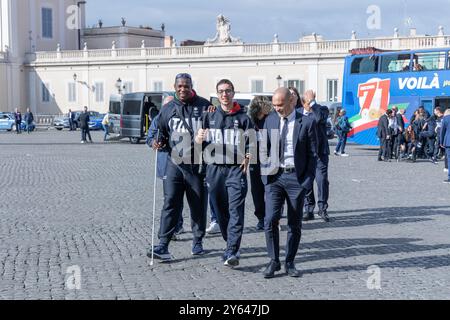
[210,92,273,109]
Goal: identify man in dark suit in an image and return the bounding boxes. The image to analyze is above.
[440,110,450,183]
[392,106,405,159]
[301,90,331,222]
[68,109,75,131]
[260,88,317,278]
[377,109,392,161]
[79,106,93,143]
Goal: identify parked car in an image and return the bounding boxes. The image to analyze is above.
[88,113,104,130]
[53,116,71,130]
[0,112,34,131]
[53,110,101,131]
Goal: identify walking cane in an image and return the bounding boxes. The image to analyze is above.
[150,130,160,266]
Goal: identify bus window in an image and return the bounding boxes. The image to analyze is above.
[381,54,411,72]
[411,52,446,71]
[123,100,141,115]
[350,56,379,74]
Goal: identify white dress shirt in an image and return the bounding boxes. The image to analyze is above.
[279,110,296,168]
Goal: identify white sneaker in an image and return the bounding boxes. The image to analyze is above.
[340,153,349,157]
[444,168,449,173]
[334,151,340,156]
[206,222,221,234]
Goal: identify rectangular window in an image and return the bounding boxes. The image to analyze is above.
[123,82,133,94]
[95,82,104,103]
[327,79,338,102]
[381,54,411,73]
[412,52,446,71]
[42,8,53,39]
[42,83,50,102]
[68,82,76,102]
[153,81,163,92]
[284,80,305,95]
[351,56,379,74]
[251,80,264,93]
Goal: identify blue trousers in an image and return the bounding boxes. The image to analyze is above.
[305,154,329,212]
[335,131,347,154]
[447,148,450,180]
[207,165,247,256]
[264,171,305,264]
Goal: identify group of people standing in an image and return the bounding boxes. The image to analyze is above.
[377,105,449,165]
[147,73,332,278]
[13,108,34,134]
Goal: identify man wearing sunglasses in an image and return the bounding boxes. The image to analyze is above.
[149,73,211,261]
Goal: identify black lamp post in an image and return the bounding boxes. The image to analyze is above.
[276,75,283,88]
[116,78,123,94]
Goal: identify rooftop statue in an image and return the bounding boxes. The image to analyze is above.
[206,14,242,45]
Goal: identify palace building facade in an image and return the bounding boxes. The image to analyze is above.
[1,0,450,115]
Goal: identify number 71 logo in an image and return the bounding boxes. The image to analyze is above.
[358,79,391,120]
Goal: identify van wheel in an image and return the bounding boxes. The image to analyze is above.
[130,137,140,144]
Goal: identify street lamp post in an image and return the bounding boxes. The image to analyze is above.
[116,78,123,95]
[73,73,93,109]
[276,75,283,88]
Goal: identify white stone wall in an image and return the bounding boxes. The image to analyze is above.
[0,61,8,110]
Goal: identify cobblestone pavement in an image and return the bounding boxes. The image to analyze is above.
[1,130,449,300]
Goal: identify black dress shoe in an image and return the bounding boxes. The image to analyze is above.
[318,210,330,222]
[285,262,301,278]
[263,261,281,279]
[302,212,315,221]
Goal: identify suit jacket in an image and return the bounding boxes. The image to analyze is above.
[306,102,330,155]
[377,114,389,139]
[396,113,405,132]
[440,115,450,147]
[261,110,318,190]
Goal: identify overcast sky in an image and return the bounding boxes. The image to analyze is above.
[86,0,450,43]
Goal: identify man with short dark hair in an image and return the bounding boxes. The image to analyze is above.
[14,108,22,134]
[377,109,393,161]
[195,79,254,267]
[79,106,93,143]
[150,73,210,261]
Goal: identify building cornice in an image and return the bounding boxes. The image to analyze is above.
[24,33,450,67]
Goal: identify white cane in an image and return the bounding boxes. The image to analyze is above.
[150,129,160,266]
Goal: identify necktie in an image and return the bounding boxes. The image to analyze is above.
[280,117,289,163]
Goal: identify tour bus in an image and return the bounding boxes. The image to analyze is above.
[209,92,273,110]
[108,94,122,135]
[343,47,450,146]
[121,92,173,144]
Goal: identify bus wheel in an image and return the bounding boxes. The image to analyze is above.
[130,137,140,144]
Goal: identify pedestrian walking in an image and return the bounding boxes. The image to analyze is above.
[14,108,22,134]
[334,109,351,156]
[300,90,331,222]
[440,109,450,183]
[195,79,254,267]
[102,113,110,142]
[260,88,317,278]
[149,73,210,261]
[79,106,93,143]
[24,108,34,134]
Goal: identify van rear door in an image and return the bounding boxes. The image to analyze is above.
[122,95,143,138]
